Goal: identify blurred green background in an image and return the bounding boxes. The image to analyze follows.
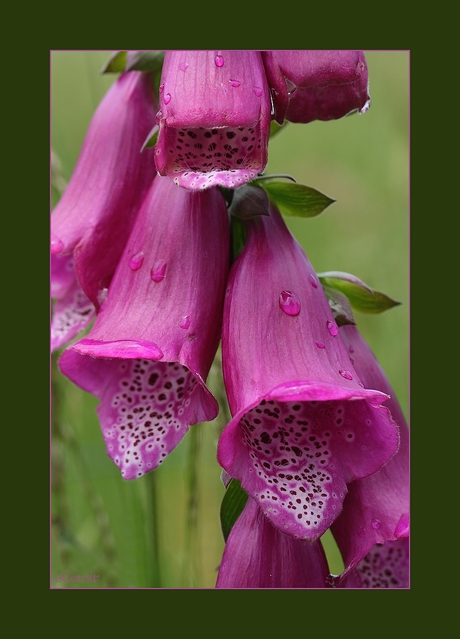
[51,51,409,588]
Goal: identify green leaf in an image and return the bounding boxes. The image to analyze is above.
[230,215,247,261]
[125,51,164,74]
[270,120,288,139]
[220,479,248,542]
[100,51,127,74]
[322,284,356,326]
[318,271,401,314]
[230,184,270,220]
[260,181,335,218]
[141,125,159,151]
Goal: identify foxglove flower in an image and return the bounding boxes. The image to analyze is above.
[59,176,230,479]
[331,324,409,588]
[51,253,95,351]
[51,71,157,315]
[216,496,330,589]
[262,50,370,124]
[154,50,271,191]
[217,204,399,541]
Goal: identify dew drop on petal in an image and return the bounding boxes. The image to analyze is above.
[150,259,167,282]
[371,518,381,530]
[316,341,326,349]
[164,93,171,105]
[253,86,263,97]
[308,273,318,289]
[159,84,164,94]
[339,369,353,380]
[51,233,64,254]
[180,315,191,329]
[129,251,145,271]
[279,290,301,316]
[214,54,224,67]
[178,61,188,72]
[230,79,241,88]
[327,320,339,336]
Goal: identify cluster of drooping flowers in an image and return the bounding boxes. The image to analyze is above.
[51,50,408,588]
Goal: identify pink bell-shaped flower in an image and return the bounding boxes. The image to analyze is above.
[154,50,271,191]
[216,496,331,588]
[262,50,370,125]
[59,176,230,479]
[51,253,95,351]
[217,204,399,541]
[51,71,158,318]
[331,324,409,588]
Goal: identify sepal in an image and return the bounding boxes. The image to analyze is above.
[319,271,401,314]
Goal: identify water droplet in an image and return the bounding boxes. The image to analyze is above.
[371,518,381,530]
[129,251,145,271]
[180,315,191,329]
[51,233,64,254]
[253,86,263,97]
[230,79,241,88]
[164,93,171,104]
[178,61,188,72]
[349,345,355,354]
[339,369,353,380]
[214,54,224,67]
[316,341,325,349]
[159,84,164,93]
[308,273,318,289]
[326,320,339,336]
[279,290,301,316]
[150,259,167,282]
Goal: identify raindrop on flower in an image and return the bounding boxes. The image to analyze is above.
[164,93,171,105]
[316,341,326,349]
[327,320,339,336]
[279,290,301,316]
[51,233,64,253]
[339,369,353,380]
[214,54,224,67]
[371,518,382,530]
[150,259,167,282]
[308,273,318,289]
[180,315,191,329]
[230,79,241,88]
[129,251,145,271]
[253,86,263,97]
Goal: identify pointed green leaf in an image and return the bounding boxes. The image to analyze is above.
[260,181,335,218]
[125,51,164,74]
[141,125,159,151]
[318,271,401,314]
[101,51,127,74]
[220,479,248,542]
[230,184,270,220]
[322,283,356,326]
[270,120,288,138]
[231,216,247,261]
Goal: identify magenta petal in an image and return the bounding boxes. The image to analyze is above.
[331,325,409,581]
[59,176,230,479]
[51,254,95,351]
[216,497,330,589]
[217,205,399,541]
[154,51,271,190]
[262,50,370,124]
[51,71,157,308]
[337,538,409,589]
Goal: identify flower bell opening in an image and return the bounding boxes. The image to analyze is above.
[154,50,271,190]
